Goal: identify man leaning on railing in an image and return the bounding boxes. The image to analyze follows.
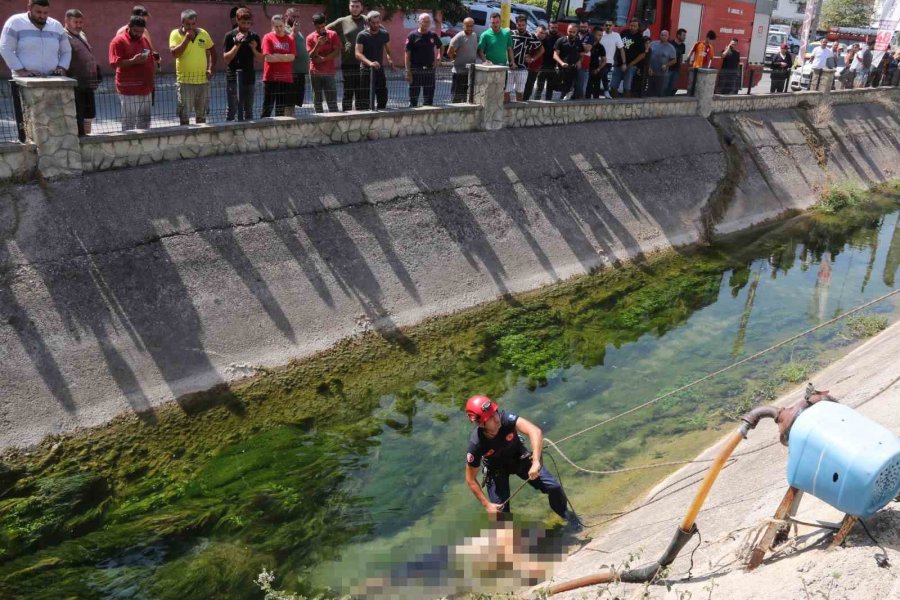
[0,0,71,77]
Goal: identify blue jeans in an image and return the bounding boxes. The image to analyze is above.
[575,68,589,99]
[610,64,638,94]
[485,458,568,517]
[665,68,679,96]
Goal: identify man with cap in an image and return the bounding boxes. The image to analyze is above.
[769,42,792,94]
[463,395,582,530]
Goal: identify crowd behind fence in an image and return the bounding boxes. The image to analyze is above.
[0,66,465,139]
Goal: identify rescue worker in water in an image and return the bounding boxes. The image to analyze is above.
[464,395,582,530]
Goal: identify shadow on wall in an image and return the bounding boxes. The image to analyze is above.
[1,118,725,430]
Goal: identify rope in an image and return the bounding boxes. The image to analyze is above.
[549,288,899,447]
[544,438,771,476]
[491,291,899,523]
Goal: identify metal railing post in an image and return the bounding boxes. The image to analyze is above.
[9,80,26,142]
[467,63,475,104]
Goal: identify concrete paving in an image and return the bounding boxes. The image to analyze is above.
[543,320,900,600]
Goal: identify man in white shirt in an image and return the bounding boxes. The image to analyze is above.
[0,0,71,77]
[809,38,833,90]
[599,19,624,97]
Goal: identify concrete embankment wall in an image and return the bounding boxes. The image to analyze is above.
[1,97,899,450]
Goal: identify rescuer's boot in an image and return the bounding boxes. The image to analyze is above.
[565,510,584,533]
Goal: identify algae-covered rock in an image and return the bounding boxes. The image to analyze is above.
[149,542,269,600]
[0,472,109,558]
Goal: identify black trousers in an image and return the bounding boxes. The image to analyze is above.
[450,71,469,103]
[359,67,387,110]
[536,69,557,100]
[341,64,362,111]
[291,72,307,107]
[555,66,577,98]
[770,74,789,93]
[261,81,291,117]
[73,88,95,135]
[409,67,436,106]
[523,70,539,100]
[587,70,606,98]
[226,74,254,121]
[716,69,741,94]
[485,457,568,517]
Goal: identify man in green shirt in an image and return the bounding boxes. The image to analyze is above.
[285,7,310,109]
[327,0,366,111]
[169,9,216,124]
[478,12,515,101]
[478,12,515,67]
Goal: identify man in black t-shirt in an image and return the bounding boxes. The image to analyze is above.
[463,395,581,529]
[666,28,687,96]
[717,38,741,95]
[610,18,647,97]
[536,20,560,100]
[223,8,262,120]
[553,23,582,100]
[355,11,393,110]
[405,13,443,107]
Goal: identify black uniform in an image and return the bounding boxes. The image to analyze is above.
[466,410,568,517]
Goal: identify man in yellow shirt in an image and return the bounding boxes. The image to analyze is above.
[169,9,216,124]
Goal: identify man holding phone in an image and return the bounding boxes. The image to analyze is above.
[110,15,155,130]
[223,7,261,121]
[306,13,340,112]
[169,9,216,125]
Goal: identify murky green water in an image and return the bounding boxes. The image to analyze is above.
[2,186,899,599]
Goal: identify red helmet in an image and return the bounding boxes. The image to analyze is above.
[466,395,497,424]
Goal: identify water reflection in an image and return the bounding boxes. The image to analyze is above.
[1,203,898,599]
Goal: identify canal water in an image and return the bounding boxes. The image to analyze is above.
[1,189,899,599]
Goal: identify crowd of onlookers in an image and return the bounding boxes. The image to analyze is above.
[769,37,900,94]
[2,0,898,137]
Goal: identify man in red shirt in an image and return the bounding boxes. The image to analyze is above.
[260,14,296,117]
[306,13,340,113]
[109,16,155,130]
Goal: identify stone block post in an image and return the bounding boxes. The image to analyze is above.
[693,68,718,118]
[472,64,507,131]
[814,68,836,93]
[13,76,82,178]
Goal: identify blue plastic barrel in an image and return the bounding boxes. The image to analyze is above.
[786,401,900,517]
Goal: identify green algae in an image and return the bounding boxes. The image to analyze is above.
[1,187,899,599]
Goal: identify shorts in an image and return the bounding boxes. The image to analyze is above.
[505,68,528,94]
[74,88,96,120]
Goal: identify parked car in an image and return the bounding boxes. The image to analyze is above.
[789,51,847,91]
[464,1,540,36]
[764,29,801,64]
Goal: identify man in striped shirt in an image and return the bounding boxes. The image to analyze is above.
[0,0,71,77]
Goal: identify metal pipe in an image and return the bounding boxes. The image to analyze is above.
[547,405,783,596]
[739,405,781,437]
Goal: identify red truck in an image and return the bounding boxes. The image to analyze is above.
[550,0,771,91]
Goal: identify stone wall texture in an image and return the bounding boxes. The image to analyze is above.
[505,97,698,127]
[16,79,83,179]
[0,143,37,181]
[79,107,481,173]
